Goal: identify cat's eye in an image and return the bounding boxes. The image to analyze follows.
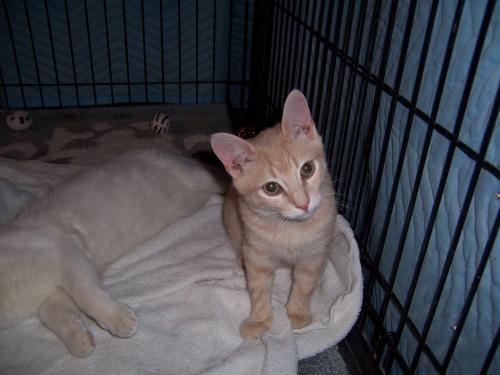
[300,161,315,178]
[263,181,281,195]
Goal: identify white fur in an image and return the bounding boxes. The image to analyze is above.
[0,148,227,356]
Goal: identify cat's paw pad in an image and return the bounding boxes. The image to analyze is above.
[287,310,312,329]
[106,304,138,338]
[66,327,94,357]
[240,319,270,340]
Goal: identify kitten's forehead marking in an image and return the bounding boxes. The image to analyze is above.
[265,156,307,195]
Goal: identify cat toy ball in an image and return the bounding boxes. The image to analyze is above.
[6,111,32,131]
[150,112,171,134]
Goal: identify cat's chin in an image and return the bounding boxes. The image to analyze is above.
[280,208,317,222]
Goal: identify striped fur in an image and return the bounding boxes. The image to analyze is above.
[211,90,337,340]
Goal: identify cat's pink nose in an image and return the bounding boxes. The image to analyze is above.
[297,202,309,212]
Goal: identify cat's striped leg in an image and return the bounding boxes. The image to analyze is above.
[38,290,94,357]
[240,257,275,340]
[286,257,327,329]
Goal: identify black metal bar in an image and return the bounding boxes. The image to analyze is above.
[63,0,80,107]
[260,0,276,125]
[409,0,496,371]
[382,0,466,367]
[195,0,199,103]
[82,0,97,105]
[300,0,318,96]
[362,306,413,373]
[282,0,297,104]
[328,0,355,177]
[349,0,384,231]
[121,0,131,102]
[277,0,295,103]
[289,0,303,90]
[272,0,285,106]
[42,0,61,107]
[442,207,499,371]
[358,0,419,352]
[250,3,500,182]
[177,0,182,103]
[374,0,439,371]
[1,80,250,87]
[0,65,9,108]
[267,1,281,119]
[356,0,400,330]
[306,0,327,109]
[344,326,384,375]
[213,0,217,102]
[240,0,249,108]
[311,0,335,124]
[337,0,368,199]
[160,0,165,103]
[320,1,344,157]
[225,0,232,103]
[248,0,267,124]
[2,0,26,108]
[365,0,440,369]
[22,0,44,107]
[276,0,293,106]
[140,0,148,103]
[334,0,364,198]
[102,0,114,104]
[329,0,356,181]
[479,325,500,375]
[269,0,284,114]
[360,252,444,371]
[357,0,399,247]
[350,0,391,231]
[296,0,310,91]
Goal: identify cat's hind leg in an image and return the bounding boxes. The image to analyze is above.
[38,290,94,357]
[60,244,138,338]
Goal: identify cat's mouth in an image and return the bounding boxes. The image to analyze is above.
[280,207,317,222]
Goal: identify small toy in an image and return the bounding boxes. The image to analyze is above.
[150,112,171,134]
[6,110,32,131]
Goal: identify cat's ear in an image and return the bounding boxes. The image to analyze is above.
[281,89,318,141]
[210,133,256,178]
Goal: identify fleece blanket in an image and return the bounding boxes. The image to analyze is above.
[0,158,362,375]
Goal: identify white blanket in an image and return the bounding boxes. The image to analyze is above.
[0,158,362,375]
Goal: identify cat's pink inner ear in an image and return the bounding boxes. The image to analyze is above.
[210,133,255,177]
[281,89,317,140]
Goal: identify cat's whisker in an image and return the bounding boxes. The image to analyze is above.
[213,89,339,339]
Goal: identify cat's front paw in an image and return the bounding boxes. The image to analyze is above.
[66,327,95,357]
[287,310,312,329]
[240,319,270,340]
[105,304,138,338]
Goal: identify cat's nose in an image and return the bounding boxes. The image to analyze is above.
[296,202,309,212]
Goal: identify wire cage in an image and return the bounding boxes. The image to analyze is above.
[250,1,499,374]
[1,0,499,374]
[0,0,253,109]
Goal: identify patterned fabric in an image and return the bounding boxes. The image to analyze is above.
[0,104,230,165]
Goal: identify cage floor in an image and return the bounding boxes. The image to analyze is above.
[0,104,233,164]
[0,104,352,375]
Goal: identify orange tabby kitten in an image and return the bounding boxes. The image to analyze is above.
[211,90,337,339]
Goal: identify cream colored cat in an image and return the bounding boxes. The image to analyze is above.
[211,90,337,339]
[0,148,227,356]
